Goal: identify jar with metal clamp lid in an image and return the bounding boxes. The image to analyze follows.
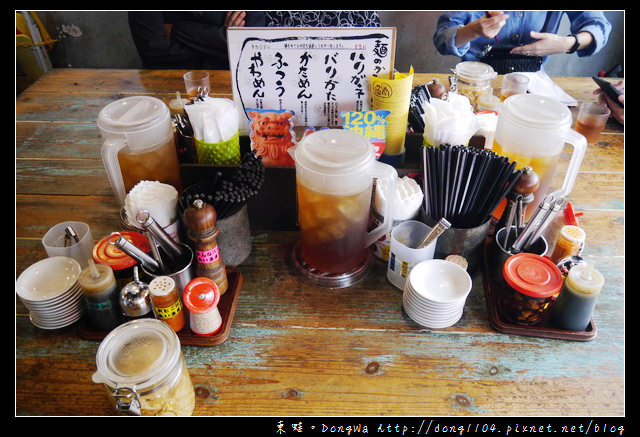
[92,318,195,416]
[450,61,497,109]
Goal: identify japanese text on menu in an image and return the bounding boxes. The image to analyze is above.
[228,28,395,131]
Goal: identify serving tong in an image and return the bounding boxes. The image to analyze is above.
[510,193,565,254]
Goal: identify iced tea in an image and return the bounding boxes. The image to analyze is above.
[297,181,372,273]
[492,140,561,220]
[118,137,182,193]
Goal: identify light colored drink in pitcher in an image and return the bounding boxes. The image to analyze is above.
[297,181,372,273]
[492,140,561,219]
[118,137,183,193]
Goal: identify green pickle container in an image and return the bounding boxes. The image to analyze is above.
[499,253,563,325]
[195,131,241,165]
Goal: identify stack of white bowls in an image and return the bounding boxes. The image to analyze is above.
[16,256,85,329]
[402,259,472,329]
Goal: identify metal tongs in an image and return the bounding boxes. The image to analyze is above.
[510,193,565,253]
[136,210,185,268]
[108,232,161,273]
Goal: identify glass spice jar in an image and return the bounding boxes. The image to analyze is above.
[499,253,563,325]
[92,319,195,416]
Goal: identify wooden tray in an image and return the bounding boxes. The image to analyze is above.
[78,268,243,346]
[482,239,597,341]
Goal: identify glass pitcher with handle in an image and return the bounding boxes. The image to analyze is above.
[492,94,587,221]
[97,96,182,205]
[289,129,398,288]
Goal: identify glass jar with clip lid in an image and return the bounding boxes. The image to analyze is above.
[450,61,497,109]
[92,318,195,416]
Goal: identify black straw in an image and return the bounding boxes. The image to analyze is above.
[422,145,519,228]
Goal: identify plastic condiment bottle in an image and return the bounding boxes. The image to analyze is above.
[183,277,222,336]
[78,259,122,331]
[183,199,228,295]
[550,225,586,264]
[551,261,604,331]
[149,276,185,332]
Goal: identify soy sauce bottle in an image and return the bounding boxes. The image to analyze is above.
[78,259,123,331]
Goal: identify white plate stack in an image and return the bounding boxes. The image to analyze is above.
[16,256,85,330]
[402,259,472,329]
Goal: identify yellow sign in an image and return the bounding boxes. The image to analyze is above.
[370,66,414,156]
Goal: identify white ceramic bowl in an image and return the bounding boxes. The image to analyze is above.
[16,257,82,302]
[407,259,472,304]
[403,298,464,328]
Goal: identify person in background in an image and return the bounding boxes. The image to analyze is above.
[433,11,611,74]
[595,80,624,124]
[265,11,380,27]
[128,11,265,70]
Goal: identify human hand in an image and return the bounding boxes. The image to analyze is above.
[595,80,624,124]
[510,31,575,57]
[475,11,509,39]
[225,11,247,27]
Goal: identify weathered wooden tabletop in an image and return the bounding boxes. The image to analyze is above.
[16,69,624,419]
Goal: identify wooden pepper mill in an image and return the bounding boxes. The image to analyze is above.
[496,165,540,233]
[183,199,228,295]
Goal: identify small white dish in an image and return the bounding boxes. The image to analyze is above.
[16,257,81,302]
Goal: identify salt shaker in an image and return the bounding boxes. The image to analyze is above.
[183,199,228,295]
[183,277,222,336]
[119,266,153,320]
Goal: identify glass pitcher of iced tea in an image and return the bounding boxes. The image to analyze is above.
[492,94,586,220]
[98,96,182,204]
[289,129,397,288]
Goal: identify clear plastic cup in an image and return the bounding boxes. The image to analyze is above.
[387,220,436,290]
[42,221,93,269]
[575,102,611,143]
[500,73,529,101]
[183,70,210,99]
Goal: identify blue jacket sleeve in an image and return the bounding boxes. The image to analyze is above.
[565,11,612,57]
[433,12,479,57]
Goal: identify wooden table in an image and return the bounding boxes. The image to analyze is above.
[16,69,624,420]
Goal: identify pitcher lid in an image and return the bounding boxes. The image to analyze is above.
[499,93,572,130]
[97,96,169,132]
[294,129,375,174]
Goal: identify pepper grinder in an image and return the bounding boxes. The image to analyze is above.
[183,199,228,295]
[119,266,153,320]
[496,165,540,235]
